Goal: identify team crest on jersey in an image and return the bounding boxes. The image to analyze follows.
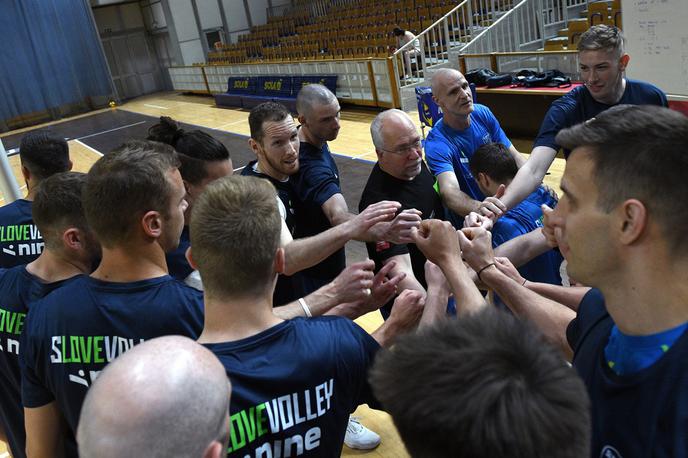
[600,446,623,458]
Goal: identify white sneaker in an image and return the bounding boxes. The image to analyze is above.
[344,416,381,450]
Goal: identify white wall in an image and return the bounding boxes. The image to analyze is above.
[197,0,222,29]
[161,0,276,65]
[248,0,269,29]
[222,0,250,34]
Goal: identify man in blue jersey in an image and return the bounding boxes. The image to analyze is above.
[499,25,668,212]
[424,68,526,226]
[458,105,688,456]
[0,172,99,458]
[187,175,431,457]
[77,336,232,458]
[468,142,563,288]
[291,84,421,296]
[20,141,205,458]
[0,131,72,268]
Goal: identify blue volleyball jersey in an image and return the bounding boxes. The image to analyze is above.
[0,265,77,458]
[492,186,563,286]
[568,289,688,457]
[20,275,205,455]
[205,316,380,457]
[0,200,44,268]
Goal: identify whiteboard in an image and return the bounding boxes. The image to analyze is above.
[622,0,688,96]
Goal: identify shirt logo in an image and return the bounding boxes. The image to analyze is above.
[375,241,391,252]
[600,446,623,458]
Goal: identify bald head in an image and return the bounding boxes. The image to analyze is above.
[430,68,463,94]
[370,109,415,150]
[77,336,231,458]
[296,83,337,118]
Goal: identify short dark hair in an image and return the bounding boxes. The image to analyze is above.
[469,142,518,183]
[295,84,337,118]
[578,24,625,58]
[19,131,70,180]
[370,309,590,458]
[190,175,280,298]
[248,102,291,144]
[556,104,688,255]
[147,117,230,185]
[393,27,405,36]
[82,140,180,248]
[32,172,88,249]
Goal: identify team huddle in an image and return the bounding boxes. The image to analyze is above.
[1,24,687,458]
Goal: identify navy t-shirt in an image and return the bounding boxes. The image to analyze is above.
[491,186,563,286]
[535,79,668,157]
[20,275,205,455]
[291,142,346,287]
[0,266,76,458]
[165,225,193,281]
[567,289,688,457]
[204,316,380,457]
[0,200,44,268]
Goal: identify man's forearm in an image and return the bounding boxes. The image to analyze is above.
[481,266,574,359]
[419,286,449,328]
[283,223,353,275]
[501,146,556,209]
[525,282,591,312]
[273,281,341,319]
[494,230,550,267]
[441,261,486,315]
[441,189,481,217]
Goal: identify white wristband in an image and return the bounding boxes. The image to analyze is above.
[298,298,312,317]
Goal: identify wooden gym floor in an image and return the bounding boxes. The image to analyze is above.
[0,91,566,457]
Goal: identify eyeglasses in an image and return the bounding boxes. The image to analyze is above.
[380,139,423,155]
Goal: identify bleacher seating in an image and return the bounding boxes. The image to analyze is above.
[206,0,464,65]
[214,75,337,112]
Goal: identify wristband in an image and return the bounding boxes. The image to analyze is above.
[298,298,312,317]
[476,262,495,282]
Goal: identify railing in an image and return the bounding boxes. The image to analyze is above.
[392,0,527,87]
[461,0,588,54]
[267,0,358,19]
[392,0,589,87]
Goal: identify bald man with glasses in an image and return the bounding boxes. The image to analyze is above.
[359,109,447,320]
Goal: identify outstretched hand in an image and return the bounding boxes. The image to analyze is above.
[351,201,401,238]
[329,260,375,304]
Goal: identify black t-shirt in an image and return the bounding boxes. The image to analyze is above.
[242,161,302,305]
[359,161,444,292]
[291,142,346,285]
[567,289,688,457]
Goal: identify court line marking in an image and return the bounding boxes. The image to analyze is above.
[233,166,246,172]
[143,103,169,110]
[76,121,147,141]
[73,139,103,157]
[217,119,247,129]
